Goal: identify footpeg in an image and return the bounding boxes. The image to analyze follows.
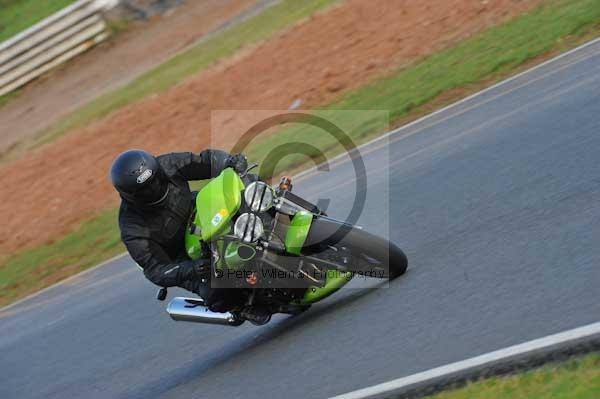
[156,287,168,301]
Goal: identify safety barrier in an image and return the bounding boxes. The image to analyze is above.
[0,0,119,97]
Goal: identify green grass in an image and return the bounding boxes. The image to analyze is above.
[106,16,130,36]
[424,353,600,399]
[2,0,600,306]
[333,0,600,120]
[0,208,123,306]
[6,0,340,157]
[0,89,18,107]
[0,0,74,43]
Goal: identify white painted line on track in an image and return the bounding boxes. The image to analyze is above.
[3,37,600,313]
[330,321,600,399]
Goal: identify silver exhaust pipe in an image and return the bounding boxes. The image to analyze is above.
[166,297,243,326]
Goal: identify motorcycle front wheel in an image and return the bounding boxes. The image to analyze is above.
[302,217,408,279]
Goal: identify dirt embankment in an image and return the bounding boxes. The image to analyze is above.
[0,0,258,155]
[0,0,543,255]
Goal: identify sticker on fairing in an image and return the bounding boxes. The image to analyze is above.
[211,213,222,226]
[211,209,229,226]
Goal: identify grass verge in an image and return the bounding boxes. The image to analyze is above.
[0,209,123,306]
[0,0,340,161]
[2,0,600,307]
[424,353,600,399]
[0,89,19,108]
[0,0,74,43]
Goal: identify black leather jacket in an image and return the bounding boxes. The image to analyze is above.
[118,150,231,291]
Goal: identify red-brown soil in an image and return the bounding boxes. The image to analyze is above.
[0,0,258,154]
[0,0,543,256]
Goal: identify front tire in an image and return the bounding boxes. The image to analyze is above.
[303,217,408,279]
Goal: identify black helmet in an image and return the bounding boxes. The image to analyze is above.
[110,149,169,206]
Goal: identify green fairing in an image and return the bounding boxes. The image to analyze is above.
[196,168,244,241]
[299,270,353,304]
[185,168,244,258]
[285,211,313,255]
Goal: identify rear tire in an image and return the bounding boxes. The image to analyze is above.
[303,217,408,279]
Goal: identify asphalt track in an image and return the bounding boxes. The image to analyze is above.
[2,39,600,399]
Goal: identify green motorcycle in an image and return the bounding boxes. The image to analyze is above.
[165,165,407,326]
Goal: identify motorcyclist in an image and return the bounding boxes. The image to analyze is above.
[110,149,247,311]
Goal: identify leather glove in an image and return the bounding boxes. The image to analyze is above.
[192,258,211,279]
[174,258,211,284]
[227,154,248,174]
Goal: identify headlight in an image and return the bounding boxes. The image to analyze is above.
[244,181,275,212]
[234,213,264,243]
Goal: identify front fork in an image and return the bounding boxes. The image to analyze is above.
[284,211,353,305]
